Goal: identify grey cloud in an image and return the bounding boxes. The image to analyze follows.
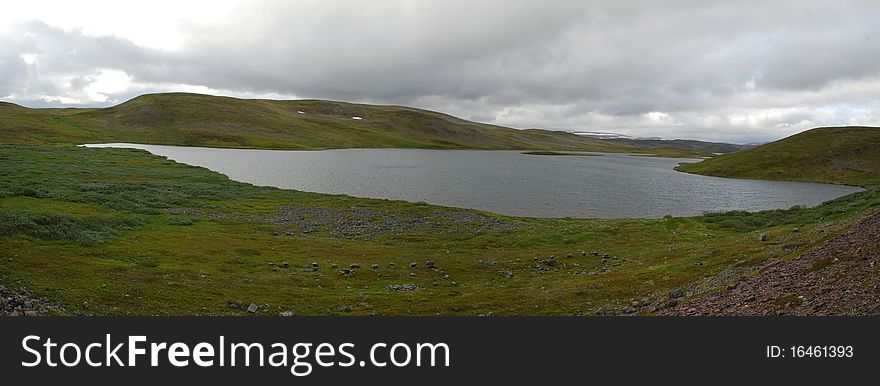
[2,0,880,143]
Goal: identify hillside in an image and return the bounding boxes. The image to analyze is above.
[0,93,636,152]
[676,126,880,187]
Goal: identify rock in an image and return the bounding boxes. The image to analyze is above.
[759,233,767,242]
[565,253,573,258]
[339,269,354,276]
[549,255,556,260]
[443,274,450,280]
[500,271,514,279]
[591,251,599,256]
[280,310,294,317]
[409,272,416,277]
[669,289,684,299]
[387,284,418,292]
[350,263,360,269]
[282,262,289,268]
[451,281,458,286]
[228,300,242,309]
[410,262,418,268]
[388,263,396,268]
[372,264,379,269]
[426,260,436,268]
[581,251,587,256]
[247,303,258,313]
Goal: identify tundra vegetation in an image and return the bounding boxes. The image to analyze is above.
[1,94,878,315]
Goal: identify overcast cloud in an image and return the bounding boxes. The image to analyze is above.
[2,0,879,143]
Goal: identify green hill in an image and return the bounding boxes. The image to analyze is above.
[0,92,637,152]
[676,126,880,187]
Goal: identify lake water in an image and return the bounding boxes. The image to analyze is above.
[84,144,863,218]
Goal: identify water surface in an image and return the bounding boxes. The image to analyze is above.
[84,144,863,218]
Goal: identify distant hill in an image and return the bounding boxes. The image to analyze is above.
[604,138,752,154]
[0,93,640,152]
[676,126,880,187]
[574,132,751,154]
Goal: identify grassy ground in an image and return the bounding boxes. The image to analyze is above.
[1,143,878,315]
[676,126,880,187]
[0,93,650,153]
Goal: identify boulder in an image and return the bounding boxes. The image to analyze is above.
[387,284,418,292]
[247,303,258,313]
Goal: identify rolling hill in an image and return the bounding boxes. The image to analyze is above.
[0,93,639,152]
[676,126,880,187]
[603,138,752,154]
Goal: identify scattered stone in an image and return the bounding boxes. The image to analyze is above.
[247,303,258,313]
[426,260,436,268]
[759,233,767,242]
[409,272,416,277]
[410,262,418,268]
[372,264,379,269]
[669,289,684,299]
[451,281,458,286]
[565,253,573,258]
[330,263,339,269]
[339,269,354,277]
[500,271,514,279]
[388,263,396,268]
[387,284,418,292]
[350,263,361,269]
[228,300,242,309]
[282,262,289,268]
[591,251,599,256]
[581,251,587,257]
[280,310,294,317]
[443,274,450,280]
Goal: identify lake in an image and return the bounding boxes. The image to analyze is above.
[84,144,864,218]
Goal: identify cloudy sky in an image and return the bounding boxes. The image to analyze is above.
[2,0,879,143]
